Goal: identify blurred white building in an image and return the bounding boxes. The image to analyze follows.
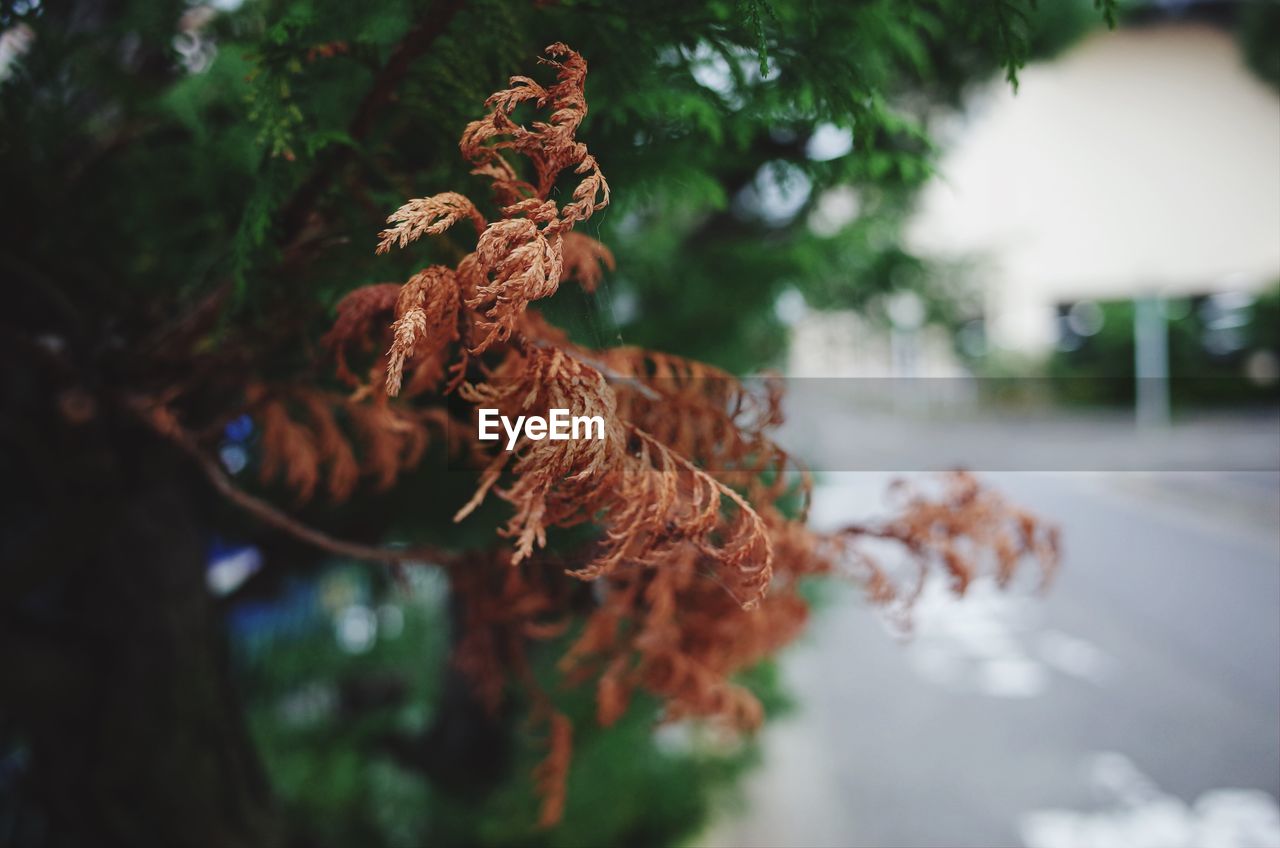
[907,20,1280,356]
[790,20,1280,375]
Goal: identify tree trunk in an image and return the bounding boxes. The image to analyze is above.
[1,406,278,847]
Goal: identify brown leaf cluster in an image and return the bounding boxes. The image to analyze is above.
[252,44,1062,827]
[366,42,611,363]
[248,382,461,503]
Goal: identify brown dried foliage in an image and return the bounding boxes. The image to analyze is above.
[248,44,1061,827]
[249,382,461,503]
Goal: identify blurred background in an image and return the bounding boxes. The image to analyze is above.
[2,0,1277,846]
[711,8,1280,848]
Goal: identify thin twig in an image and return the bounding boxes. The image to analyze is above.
[524,336,662,401]
[127,396,458,567]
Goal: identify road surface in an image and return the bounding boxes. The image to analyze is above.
[702,470,1280,848]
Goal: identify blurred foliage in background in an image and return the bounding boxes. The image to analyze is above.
[1238,0,1280,90]
[1045,286,1280,408]
[235,565,787,848]
[0,0,1117,375]
[0,0,1134,845]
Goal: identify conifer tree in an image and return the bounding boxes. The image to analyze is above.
[0,1,1110,844]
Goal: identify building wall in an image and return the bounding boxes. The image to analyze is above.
[906,22,1280,354]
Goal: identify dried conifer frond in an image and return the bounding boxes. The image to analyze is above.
[457,45,609,347]
[467,219,565,352]
[452,345,774,609]
[833,470,1060,617]
[346,399,439,491]
[376,191,487,254]
[385,266,461,397]
[246,384,462,503]
[559,231,615,293]
[366,45,612,363]
[299,393,360,503]
[323,283,402,387]
[454,345,628,559]
[449,551,550,714]
[532,708,573,828]
[557,544,804,735]
[619,428,774,607]
[258,396,322,504]
[460,43,602,206]
[553,154,609,230]
[601,347,790,479]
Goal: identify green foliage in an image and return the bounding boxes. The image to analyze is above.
[241,566,788,848]
[0,0,1109,372]
[1095,0,1120,30]
[1045,288,1280,408]
[1239,1,1280,90]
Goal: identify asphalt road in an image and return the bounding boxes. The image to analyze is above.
[702,470,1280,848]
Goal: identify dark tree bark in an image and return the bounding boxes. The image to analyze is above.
[0,375,278,847]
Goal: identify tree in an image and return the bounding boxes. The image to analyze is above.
[1,2,1097,845]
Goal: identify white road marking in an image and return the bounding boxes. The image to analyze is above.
[887,575,1111,698]
[1020,752,1280,848]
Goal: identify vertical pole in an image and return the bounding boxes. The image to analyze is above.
[888,292,923,414]
[1134,294,1170,429]
[890,326,918,378]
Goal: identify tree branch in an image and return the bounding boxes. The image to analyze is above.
[523,336,663,401]
[127,396,458,567]
[277,0,468,246]
[347,0,469,140]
